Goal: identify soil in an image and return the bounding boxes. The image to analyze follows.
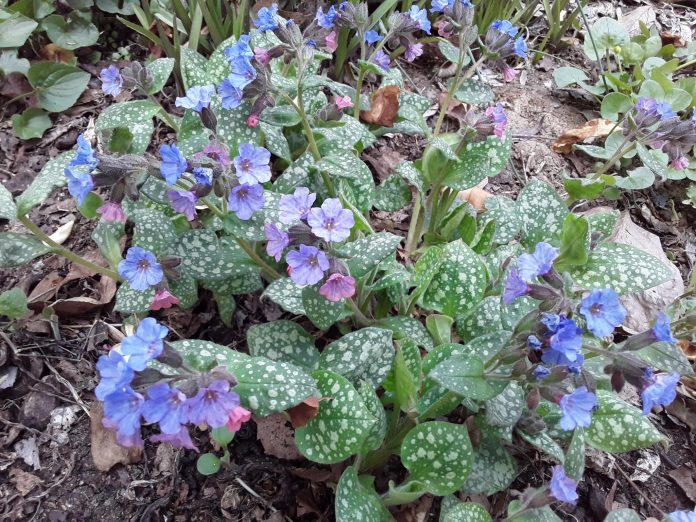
[1,12,696,522]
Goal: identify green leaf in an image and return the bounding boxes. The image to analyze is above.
[0,288,28,319]
[207,35,236,84]
[114,284,154,314]
[335,467,391,522]
[131,207,177,257]
[260,122,291,161]
[146,57,175,94]
[604,509,641,522]
[453,78,494,105]
[518,429,565,462]
[601,92,633,121]
[614,167,656,190]
[262,277,306,314]
[0,232,50,267]
[483,195,520,245]
[247,320,319,371]
[295,370,376,464]
[456,297,503,341]
[570,243,672,294]
[485,382,525,427]
[301,285,349,330]
[461,440,517,495]
[553,66,590,88]
[179,47,209,89]
[375,175,411,211]
[586,390,662,452]
[438,40,469,65]
[336,232,402,277]
[555,214,590,270]
[320,327,394,388]
[168,276,198,308]
[261,105,301,126]
[507,502,562,522]
[91,220,123,269]
[440,500,491,522]
[426,314,453,347]
[11,108,51,140]
[638,342,694,375]
[636,143,668,180]
[374,316,433,351]
[168,339,248,372]
[565,428,585,482]
[196,453,220,475]
[96,100,160,132]
[175,229,243,280]
[16,152,74,216]
[41,12,98,50]
[429,353,502,401]
[211,426,235,446]
[421,240,487,317]
[215,293,236,327]
[586,210,620,238]
[401,421,473,495]
[215,100,260,156]
[583,17,629,61]
[516,178,569,245]
[27,62,89,113]
[0,12,37,48]
[358,381,387,452]
[564,176,606,203]
[232,357,317,416]
[0,50,30,75]
[0,183,16,221]
[443,134,511,191]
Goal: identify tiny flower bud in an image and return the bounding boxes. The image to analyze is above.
[200,107,217,132]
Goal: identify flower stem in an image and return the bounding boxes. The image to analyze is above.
[19,215,121,281]
[148,94,180,132]
[234,238,282,281]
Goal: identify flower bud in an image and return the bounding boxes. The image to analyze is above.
[156,342,184,368]
[526,388,541,410]
[200,107,217,133]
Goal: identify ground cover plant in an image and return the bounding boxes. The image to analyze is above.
[0,1,695,520]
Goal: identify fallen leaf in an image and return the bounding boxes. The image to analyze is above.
[39,44,75,63]
[458,179,491,211]
[678,339,696,360]
[628,450,660,482]
[669,467,696,503]
[254,414,303,460]
[9,468,43,496]
[619,5,656,35]
[552,118,616,154]
[28,272,65,308]
[666,395,696,431]
[48,219,75,245]
[287,396,320,428]
[660,32,687,48]
[14,437,41,470]
[90,402,142,471]
[360,86,400,127]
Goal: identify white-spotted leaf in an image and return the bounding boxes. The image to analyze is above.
[0,233,51,267]
[440,500,491,522]
[16,152,74,215]
[262,277,306,315]
[336,232,402,278]
[302,286,350,330]
[461,441,517,495]
[516,179,569,245]
[247,320,319,371]
[114,283,154,314]
[335,467,391,522]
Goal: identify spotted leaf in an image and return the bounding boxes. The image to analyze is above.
[91,220,124,269]
[453,78,494,105]
[301,286,351,330]
[0,233,51,267]
[169,339,249,372]
[16,152,74,215]
[335,467,391,522]
[146,58,175,94]
[260,122,291,161]
[440,499,492,522]
[336,232,402,278]
[485,382,525,427]
[0,183,16,221]
[565,428,585,482]
[516,179,569,245]
[180,47,209,89]
[131,207,177,257]
[262,277,306,315]
[605,509,641,522]
[247,320,320,371]
[215,100,260,156]
[483,195,520,245]
[114,283,154,314]
[374,316,433,351]
[461,440,517,495]
[429,353,502,401]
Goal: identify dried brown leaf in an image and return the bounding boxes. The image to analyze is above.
[286,396,320,429]
[90,402,142,471]
[669,467,696,503]
[254,414,303,460]
[9,468,42,496]
[360,86,400,127]
[552,118,616,154]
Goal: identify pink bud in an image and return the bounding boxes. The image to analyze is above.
[96,201,126,223]
[502,66,519,83]
[335,96,354,110]
[319,273,356,302]
[151,289,180,311]
[247,114,260,128]
[325,31,338,52]
[226,406,252,432]
[670,155,689,171]
[253,47,271,65]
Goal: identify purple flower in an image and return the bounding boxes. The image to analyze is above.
[264,224,290,261]
[234,144,272,185]
[667,511,696,522]
[72,134,98,169]
[151,288,179,311]
[431,0,472,13]
[543,316,583,366]
[64,167,94,205]
[95,350,134,400]
[527,335,542,350]
[671,156,690,170]
[316,5,337,29]
[200,142,231,168]
[141,382,188,434]
[96,202,126,223]
[100,65,123,96]
[407,6,431,34]
[151,426,198,451]
[219,77,244,109]
[307,198,354,242]
[175,84,215,112]
[641,369,679,415]
[228,183,265,220]
[159,144,188,185]
[102,387,144,448]
[167,190,198,221]
[514,37,527,59]
[652,312,677,344]
[491,20,518,38]
[253,4,279,32]
[278,187,317,224]
[184,380,240,428]
[286,244,329,285]
[120,317,169,371]
[559,386,597,430]
[305,38,317,49]
[533,366,551,381]
[518,242,559,281]
[485,103,508,138]
[373,50,391,71]
[405,43,424,62]
[228,58,257,90]
[503,268,529,304]
[541,313,562,332]
[118,247,164,292]
[580,289,627,338]
[550,466,578,504]
[319,273,356,302]
[193,167,213,186]
[224,34,253,64]
[364,30,383,45]
[635,98,677,126]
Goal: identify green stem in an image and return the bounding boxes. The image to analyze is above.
[592,140,635,178]
[434,55,486,136]
[404,194,422,257]
[19,215,121,280]
[235,238,282,281]
[148,94,180,132]
[676,57,696,71]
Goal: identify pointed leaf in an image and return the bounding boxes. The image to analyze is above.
[247,320,320,371]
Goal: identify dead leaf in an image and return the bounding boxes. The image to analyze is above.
[9,468,43,496]
[287,397,320,428]
[660,32,687,48]
[669,467,696,503]
[48,219,75,245]
[254,414,303,460]
[28,272,65,308]
[458,179,491,211]
[39,44,75,63]
[619,5,656,35]
[14,437,41,470]
[666,395,696,431]
[360,86,400,127]
[678,339,696,360]
[628,450,660,482]
[90,402,142,471]
[552,118,616,154]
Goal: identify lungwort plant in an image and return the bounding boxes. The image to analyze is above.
[1,2,694,521]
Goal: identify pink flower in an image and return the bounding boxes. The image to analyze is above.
[436,20,453,38]
[151,289,180,311]
[324,30,338,52]
[254,47,271,65]
[226,406,252,432]
[96,202,126,223]
[319,273,356,302]
[671,155,689,170]
[405,43,423,62]
[198,142,231,169]
[335,96,353,110]
[247,114,260,128]
[502,66,519,83]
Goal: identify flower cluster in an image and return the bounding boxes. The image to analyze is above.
[97,318,251,449]
[117,246,181,310]
[462,103,509,141]
[484,19,528,82]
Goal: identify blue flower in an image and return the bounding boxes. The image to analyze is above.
[533,366,551,381]
[95,351,134,400]
[175,84,215,112]
[224,34,253,64]
[120,317,169,371]
[184,379,240,428]
[527,335,542,350]
[541,313,562,333]
[228,183,265,220]
[151,426,198,451]
[407,6,431,34]
[278,187,317,224]
[641,369,679,415]
[102,387,144,447]
[64,167,94,205]
[286,244,329,286]
[315,5,337,29]
[307,198,355,243]
[667,511,696,522]
[218,77,244,109]
[580,289,627,338]
[167,190,198,221]
[305,38,317,48]
[559,386,597,430]
[652,312,677,344]
[514,37,527,59]
[543,316,583,366]
[491,19,518,38]
[193,167,213,186]
[228,58,257,90]
[430,0,450,12]
[253,4,279,32]
[118,247,164,292]
[503,268,529,304]
[100,65,123,96]
[141,382,188,434]
[159,144,188,185]
[550,465,578,504]
[264,224,290,262]
[72,134,98,169]
[517,242,559,281]
[372,49,391,71]
[234,144,272,185]
[364,30,383,45]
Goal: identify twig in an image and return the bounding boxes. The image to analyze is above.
[613,460,666,517]
[234,477,294,522]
